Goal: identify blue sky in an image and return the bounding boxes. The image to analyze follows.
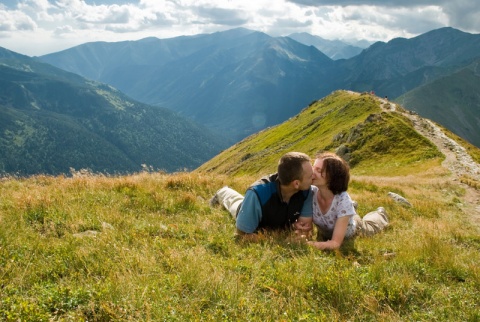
[1,0,479,56]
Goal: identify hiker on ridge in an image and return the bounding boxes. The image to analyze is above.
[307,152,389,250]
[210,152,314,241]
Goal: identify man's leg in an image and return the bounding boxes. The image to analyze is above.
[213,186,244,219]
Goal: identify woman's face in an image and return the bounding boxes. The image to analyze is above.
[312,158,327,187]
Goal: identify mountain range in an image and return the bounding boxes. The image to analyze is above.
[39,28,336,142]
[287,32,366,60]
[1,26,480,176]
[38,27,480,147]
[396,58,480,148]
[0,48,228,176]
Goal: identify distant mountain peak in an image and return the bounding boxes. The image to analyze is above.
[287,32,364,59]
[0,47,30,59]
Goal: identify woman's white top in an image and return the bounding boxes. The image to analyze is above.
[311,186,356,239]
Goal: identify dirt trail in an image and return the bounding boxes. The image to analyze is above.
[379,98,480,227]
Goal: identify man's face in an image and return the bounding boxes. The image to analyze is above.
[297,161,314,190]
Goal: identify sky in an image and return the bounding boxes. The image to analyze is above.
[1,0,479,57]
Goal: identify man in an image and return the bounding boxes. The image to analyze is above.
[210,152,314,241]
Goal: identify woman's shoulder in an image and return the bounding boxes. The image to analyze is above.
[335,191,352,202]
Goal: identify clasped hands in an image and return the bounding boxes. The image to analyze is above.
[291,220,313,242]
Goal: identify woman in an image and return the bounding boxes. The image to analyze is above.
[307,152,389,250]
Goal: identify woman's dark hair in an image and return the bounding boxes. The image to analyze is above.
[317,152,350,194]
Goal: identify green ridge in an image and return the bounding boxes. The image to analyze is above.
[197,90,443,176]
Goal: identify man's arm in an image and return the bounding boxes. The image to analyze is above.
[235,190,262,240]
[294,187,314,238]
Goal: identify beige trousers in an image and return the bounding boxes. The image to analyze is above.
[215,186,244,219]
[353,207,389,237]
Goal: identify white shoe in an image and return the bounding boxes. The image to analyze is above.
[377,207,388,222]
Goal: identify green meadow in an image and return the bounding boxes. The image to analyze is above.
[0,170,479,321]
[1,91,479,320]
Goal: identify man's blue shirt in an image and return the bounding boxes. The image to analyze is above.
[235,174,313,233]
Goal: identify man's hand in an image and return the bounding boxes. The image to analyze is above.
[292,219,313,242]
[293,217,312,237]
[293,220,312,232]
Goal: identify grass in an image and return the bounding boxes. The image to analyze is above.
[197,91,443,177]
[1,90,478,320]
[0,169,479,321]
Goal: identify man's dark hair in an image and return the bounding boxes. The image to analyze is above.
[317,152,350,194]
[277,152,311,185]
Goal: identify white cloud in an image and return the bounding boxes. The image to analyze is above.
[0,8,37,31]
[192,7,249,26]
[443,0,480,33]
[0,0,478,56]
[286,0,480,36]
[309,5,448,41]
[287,0,451,7]
[18,0,52,12]
[53,24,74,36]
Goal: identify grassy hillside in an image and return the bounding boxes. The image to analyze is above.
[0,169,478,320]
[197,90,443,177]
[1,90,479,320]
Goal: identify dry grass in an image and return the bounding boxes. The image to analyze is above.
[0,169,479,321]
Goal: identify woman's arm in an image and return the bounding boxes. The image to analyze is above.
[308,216,350,250]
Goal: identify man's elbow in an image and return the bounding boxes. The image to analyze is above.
[235,228,261,242]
